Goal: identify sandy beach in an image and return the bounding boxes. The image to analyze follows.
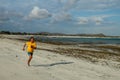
[0,35,120,80]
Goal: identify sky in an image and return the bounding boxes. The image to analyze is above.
[0,0,120,36]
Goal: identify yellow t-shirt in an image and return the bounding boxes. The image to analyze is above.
[26,41,36,53]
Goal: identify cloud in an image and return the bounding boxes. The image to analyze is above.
[0,8,9,23]
[57,0,120,11]
[77,15,113,25]
[62,0,79,11]
[76,0,120,11]
[77,17,88,24]
[0,13,10,22]
[26,6,51,20]
[51,12,72,23]
[51,0,119,24]
[0,6,24,28]
[91,17,104,25]
[0,16,10,24]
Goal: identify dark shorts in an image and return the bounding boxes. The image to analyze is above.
[28,52,33,56]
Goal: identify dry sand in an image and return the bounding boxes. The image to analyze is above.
[0,35,120,80]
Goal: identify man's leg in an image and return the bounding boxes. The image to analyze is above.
[28,55,32,66]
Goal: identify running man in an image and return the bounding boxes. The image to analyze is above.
[23,37,37,66]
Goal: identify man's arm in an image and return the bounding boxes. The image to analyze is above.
[23,43,26,51]
[34,46,37,49]
[31,43,37,49]
[31,45,37,49]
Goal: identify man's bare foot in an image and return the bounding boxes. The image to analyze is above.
[28,63,30,66]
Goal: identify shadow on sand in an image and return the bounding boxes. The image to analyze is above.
[32,62,74,67]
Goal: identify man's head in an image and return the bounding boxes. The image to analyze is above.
[29,37,35,42]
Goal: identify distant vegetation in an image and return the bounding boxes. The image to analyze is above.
[0,31,119,37]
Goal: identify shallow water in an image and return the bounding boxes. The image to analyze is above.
[37,37,120,44]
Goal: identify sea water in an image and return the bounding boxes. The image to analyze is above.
[38,37,120,44]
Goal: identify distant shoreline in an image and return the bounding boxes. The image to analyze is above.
[1,34,120,39]
[0,31,120,38]
[45,35,120,39]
